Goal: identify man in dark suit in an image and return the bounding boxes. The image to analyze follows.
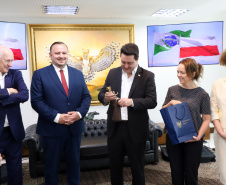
[30,42,91,185]
[0,45,29,185]
[98,43,157,185]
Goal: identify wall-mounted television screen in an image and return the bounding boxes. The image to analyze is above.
[0,21,27,69]
[147,21,223,67]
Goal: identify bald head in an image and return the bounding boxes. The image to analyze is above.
[0,45,13,58]
[0,45,14,75]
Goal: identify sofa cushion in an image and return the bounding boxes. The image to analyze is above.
[80,136,108,159]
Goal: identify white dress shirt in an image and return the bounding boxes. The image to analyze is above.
[52,64,69,88]
[120,65,138,120]
[0,72,9,127]
[52,64,81,123]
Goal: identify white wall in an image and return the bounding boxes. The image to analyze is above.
[2,16,225,128]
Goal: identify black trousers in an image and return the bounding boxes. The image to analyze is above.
[166,134,203,185]
[108,121,146,185]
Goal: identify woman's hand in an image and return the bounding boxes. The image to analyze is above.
[162,100,182,109]
[212,119,226,139]
[170,100,182,106]
[185,136,200,143]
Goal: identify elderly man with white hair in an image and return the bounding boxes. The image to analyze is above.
[0,45,28,185]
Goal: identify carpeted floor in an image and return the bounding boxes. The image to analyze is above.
[2,151,223,185]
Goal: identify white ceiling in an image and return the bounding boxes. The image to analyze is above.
[0,0,225,20]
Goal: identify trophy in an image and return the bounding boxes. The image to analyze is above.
[106,86,121,122]
[106,86,120,101]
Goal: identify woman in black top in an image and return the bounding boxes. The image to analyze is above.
[162,58,211,185]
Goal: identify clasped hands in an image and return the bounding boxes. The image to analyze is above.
[59,111,80,125]
[105,92,132,107]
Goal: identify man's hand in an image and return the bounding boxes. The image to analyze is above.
[104,92,117,102]
[0,153,2,166]
[8,88,18,95]
[58,114,70,125]
[65,111,80,125]
[118,98,132,107]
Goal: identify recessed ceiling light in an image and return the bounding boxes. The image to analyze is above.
[151,9,189,17]
[43,6,78,15]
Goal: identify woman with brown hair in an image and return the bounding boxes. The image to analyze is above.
[162,58,211,185]
[211,50,226,184]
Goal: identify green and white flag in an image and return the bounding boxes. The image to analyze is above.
[154,30,192,55]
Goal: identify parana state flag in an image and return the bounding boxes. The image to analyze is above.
[154,30,220,58]
[154,30,191,55]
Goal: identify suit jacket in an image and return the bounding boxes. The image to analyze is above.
[98,66,157,143]
[30,64,91,137]
[0,69,28,142]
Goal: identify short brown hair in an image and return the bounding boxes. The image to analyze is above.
[120,43,139,60]
[219,49,226,66]
[179,58,203,81]
[50,41,68,52]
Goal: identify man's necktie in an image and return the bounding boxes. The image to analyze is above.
[60,70,69,96]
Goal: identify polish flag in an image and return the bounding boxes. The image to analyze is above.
[180,36,220,58]
[0,38,24,60]
[9,48,24,60]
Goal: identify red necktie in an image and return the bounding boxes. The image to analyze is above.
[60,70,69,96]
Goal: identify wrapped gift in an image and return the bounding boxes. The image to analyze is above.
[160,102,197,145]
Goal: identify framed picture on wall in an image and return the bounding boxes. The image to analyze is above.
[147,21,223,67]
[0,21,27,69]
[28,24,135,105]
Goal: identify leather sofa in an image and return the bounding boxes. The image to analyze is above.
[22,119,163,178]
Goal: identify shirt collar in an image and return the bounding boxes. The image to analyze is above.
[52,64,68,72]
[0,72,8,78]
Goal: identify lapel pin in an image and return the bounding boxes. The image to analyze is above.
[138,74,141,77]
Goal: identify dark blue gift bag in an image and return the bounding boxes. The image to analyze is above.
[160,102,197,145]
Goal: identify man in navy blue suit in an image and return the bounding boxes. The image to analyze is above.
[0,45,29,185]
[31,41,91,185]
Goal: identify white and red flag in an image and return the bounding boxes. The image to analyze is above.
[0,38,24,60]
[180,36,220,58]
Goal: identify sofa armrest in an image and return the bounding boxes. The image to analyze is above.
[148,119,163,164]
[149,119,163,137]
[23,124,40,150]
[22,124,42,178]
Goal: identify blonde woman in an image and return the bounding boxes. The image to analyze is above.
[211,50,226,184]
